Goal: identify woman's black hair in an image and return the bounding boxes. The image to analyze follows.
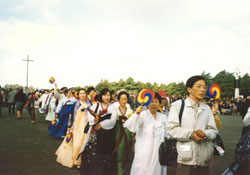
[60,87,67,91]
[94,94,100,102]
[64,89,69,95]
[87,87,95,95]
[78,88,86,94]
[153,92,162,103]
[117,91,130,101]
[99,88,111,103]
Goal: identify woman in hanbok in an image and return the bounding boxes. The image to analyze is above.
[113,91,134,175]
[45,93,57,121]
[49,89,76,138]
[55,89,90,168]
[124,92,167,175]
[79,88,117,175]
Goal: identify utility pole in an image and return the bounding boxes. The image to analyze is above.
[22,55,34,87]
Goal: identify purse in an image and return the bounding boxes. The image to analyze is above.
[213,134,225,156]
[159,99,185,167]
[159,137,177,166]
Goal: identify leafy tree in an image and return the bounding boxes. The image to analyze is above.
[124,77,139,92]
[109,81,118,91]
[58,70,250,97]
[152,82,159,92]
[158,84,168,92]
[117,79,126,90]
[95,79,110,92]
[176,82,187,96]
[71,86,83,91]
[212,70,234,97]
[144,82,153,89]
[136,81,145,92]
[166,82,187,96]
[201,71,212,85]
[4,84,22,90]
[166,82,177,95]
[240,73,250,97]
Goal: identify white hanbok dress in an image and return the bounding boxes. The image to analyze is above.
[45,97,56,121]
[124,110,167,175]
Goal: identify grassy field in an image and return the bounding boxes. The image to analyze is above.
[0,107,244,175]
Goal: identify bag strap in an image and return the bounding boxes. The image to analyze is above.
[179,99,185,126]
[95,103,99,114]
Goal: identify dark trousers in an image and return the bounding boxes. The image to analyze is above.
[8,103,15,114]
[28,108,35,121]
[176,163,209,175]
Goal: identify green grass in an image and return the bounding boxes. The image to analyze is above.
[0,107,244,175]
[0,107,79,175]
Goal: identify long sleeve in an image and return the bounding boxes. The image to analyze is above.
[100,108,117,130]
[54,88,65,102]
[87,103,97,126]
[54,88,60,99]
[166,101,193,141]
[204,108,218,140]
[123,111,144,133]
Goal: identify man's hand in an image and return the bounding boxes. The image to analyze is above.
[192,131,206,143]
[195,129,206,139]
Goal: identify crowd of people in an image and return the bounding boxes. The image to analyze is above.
[0,75,249,175]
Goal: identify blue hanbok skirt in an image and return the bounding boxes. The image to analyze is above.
[49,104,74,138]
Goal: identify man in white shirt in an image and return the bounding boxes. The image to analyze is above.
[167,75,218,175]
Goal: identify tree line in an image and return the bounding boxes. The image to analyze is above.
[4,70,250,98]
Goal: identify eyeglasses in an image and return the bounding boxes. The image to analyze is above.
[194,85,207,90]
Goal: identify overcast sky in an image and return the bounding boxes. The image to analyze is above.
[0,0,250,89]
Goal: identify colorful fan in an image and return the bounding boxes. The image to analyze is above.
[49,77,55,84]
[51,118,59,126]
[65,132,72,143]
[206,84,221,99]
[74,91,79,99]
[137,89,155,106]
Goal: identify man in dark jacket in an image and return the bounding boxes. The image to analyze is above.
[14,88,26,119]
